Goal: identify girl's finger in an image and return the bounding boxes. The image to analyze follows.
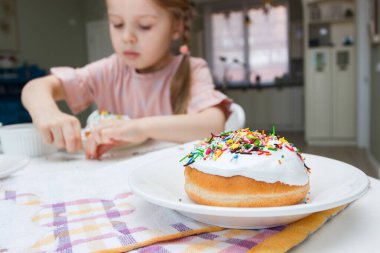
[62,123,79,153]
[100,125,126,142]
[93,124,117,144]
[96,143,116,158]
[96,140,126,158]
[85,138,97,159]
[51,127,65,149]
[40,127,54,144]
[99,128,115,144]
[91,126,103,144]
[71,119,83,151]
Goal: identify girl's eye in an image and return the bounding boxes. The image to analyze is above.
[139,25,152,31]
[113,23,123,29]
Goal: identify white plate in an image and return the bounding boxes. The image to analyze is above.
[128,154,370,229]
[0,154,30,179]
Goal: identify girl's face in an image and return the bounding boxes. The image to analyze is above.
[106,0,182,73]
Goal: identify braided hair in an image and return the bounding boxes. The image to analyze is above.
[152,0,196,114]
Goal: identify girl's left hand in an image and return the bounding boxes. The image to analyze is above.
[85,139,123,160]
[84,119,148,159]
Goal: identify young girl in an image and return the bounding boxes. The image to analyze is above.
[21,0,231,159]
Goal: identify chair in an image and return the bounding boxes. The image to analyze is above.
[224,103,246,131]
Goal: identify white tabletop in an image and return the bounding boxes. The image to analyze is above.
[1,141,380,253]
[292,176,380,253]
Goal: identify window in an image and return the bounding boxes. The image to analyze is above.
[204,2,289,86]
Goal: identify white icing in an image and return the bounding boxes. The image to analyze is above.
[191,147,309,186]
[82,110,130,140]
[86,110,130,128]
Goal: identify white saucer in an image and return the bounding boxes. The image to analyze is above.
[0,154,30,179]
[128,154,370,229]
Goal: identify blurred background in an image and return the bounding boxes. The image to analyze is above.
[0,0,379,178]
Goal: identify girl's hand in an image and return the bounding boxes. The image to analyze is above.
[84,138,124,160]
[22,75,83,153]
[33,109,82,153]
[84,119,148,159]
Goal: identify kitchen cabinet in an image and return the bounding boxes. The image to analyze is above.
[303,0,357,145]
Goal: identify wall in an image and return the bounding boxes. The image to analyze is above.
[6,0,91,125]
[14,0,88,69]
[84,0,106,22]
[356,0,371,149]
[369,0,380,176]
[371,46,380,175]
[83,0,113,62]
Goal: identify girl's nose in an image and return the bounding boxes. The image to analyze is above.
[122,30,137,44]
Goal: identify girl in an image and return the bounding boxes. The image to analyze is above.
[21,0,231,159]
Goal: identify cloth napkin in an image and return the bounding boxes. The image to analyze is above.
[130,205,347,253]
[0,143,348,253]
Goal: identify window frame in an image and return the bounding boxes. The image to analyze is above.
[202,0,290,87]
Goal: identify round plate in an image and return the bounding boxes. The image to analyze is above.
[128,154,370,229]
[0,154,30,179]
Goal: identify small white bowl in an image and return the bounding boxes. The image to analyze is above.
[0,123,58,157]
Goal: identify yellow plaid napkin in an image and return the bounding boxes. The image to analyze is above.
[0,188,346,253]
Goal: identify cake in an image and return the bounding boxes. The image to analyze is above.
[81,110,129,140]
[180,128,310,207]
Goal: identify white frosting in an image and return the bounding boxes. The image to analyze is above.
[191,147,309,186]
[82,110,130,140]
[86,110,130,128]
[184,129,310,186]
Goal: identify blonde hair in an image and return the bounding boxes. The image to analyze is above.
[152,0,195,114]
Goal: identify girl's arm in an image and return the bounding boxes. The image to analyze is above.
[139,106,225,143]
[21,75,82,152]
[85,106,226,159]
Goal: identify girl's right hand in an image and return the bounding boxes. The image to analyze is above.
[21,75,82,153]
[32,109,82,153]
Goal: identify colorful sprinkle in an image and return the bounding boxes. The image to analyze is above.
[180,128,310,173]
[272,125,276,136]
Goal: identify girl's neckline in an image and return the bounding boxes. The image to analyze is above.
[131,54,183,79]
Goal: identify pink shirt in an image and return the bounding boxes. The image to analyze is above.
[51,54,231,119]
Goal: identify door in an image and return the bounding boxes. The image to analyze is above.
[306,48,332,139]
[332,47,356,139]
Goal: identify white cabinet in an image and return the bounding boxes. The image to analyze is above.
[305,47,356,144]
[303,0,357,145]
[332,47,356,139]
[305,48,332,140]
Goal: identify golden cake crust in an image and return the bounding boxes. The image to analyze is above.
[184,166,309,207]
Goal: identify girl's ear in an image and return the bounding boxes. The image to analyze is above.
[172,19,184,40]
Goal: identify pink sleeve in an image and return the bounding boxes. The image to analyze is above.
[187,57,232,117]
[50,54,117,114]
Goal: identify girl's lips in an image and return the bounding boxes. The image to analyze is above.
[123,51,140,59]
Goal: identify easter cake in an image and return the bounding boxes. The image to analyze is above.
[181,128,310,207]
